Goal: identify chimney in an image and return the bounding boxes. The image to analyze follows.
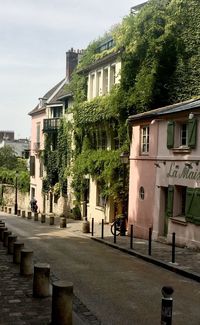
[66,49,79,82]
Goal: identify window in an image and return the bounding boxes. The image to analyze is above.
[103,68,108,95]
[36,122,41,144]
[140,126,149,154]
[30,156,35,177]
[167,117,197,149]
[174,186,187,216]
[139,186,145,200]
[180,123,188,146]
[110,65,116,88]
[96,182,106,207]
[52,107,62,118]
[96,129,107,150]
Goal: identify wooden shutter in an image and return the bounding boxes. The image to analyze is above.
[190,188,200,224]
[30,156,35,177]
[167,121,174,149]
[185,187,194,222]
[188,117,197,148]
[166,185,174,217]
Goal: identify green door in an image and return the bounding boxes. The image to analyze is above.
[164,186,174,236]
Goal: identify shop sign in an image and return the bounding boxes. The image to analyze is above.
[167,163,200,181]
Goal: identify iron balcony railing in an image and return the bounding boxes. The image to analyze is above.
[43,118,60,133]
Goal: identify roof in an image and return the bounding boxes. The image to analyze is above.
[128,97,200,123]
[28,78,65,115]
[48,84,72,104]
[78,49,122,74]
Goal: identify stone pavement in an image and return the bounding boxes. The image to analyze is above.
[0,216,101,325]
[1,212,200,324]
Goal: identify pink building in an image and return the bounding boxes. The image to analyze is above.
[128,98,200,248]
[28,49,80,213]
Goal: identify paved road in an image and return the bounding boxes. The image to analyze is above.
[2,213,200,325]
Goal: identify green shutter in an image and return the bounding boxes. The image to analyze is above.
[190,188,200,224]
[188,117,197,148]
[185,187,195,222]
[167,121,174,149]
[167,185,174,217]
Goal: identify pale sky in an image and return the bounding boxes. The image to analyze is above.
[0,0,145,139]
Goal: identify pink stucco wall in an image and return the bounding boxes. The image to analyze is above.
[30,111,45,212]
[128,123,158,239]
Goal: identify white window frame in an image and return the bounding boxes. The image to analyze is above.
[140,126,149,154]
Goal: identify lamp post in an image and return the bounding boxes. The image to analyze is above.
[119,151,129,235]
[14,171,19,215]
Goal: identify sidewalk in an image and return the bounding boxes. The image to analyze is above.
[66,220,200,282]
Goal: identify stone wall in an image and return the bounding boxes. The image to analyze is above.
[2,185,30,211]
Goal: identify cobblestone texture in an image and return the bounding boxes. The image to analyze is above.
[0,243,100,325]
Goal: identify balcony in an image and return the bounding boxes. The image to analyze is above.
[43,118,60,133]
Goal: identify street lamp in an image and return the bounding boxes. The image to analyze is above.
[14,171,19,215]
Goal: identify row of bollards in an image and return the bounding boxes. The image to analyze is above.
[0,219,73,324]
[2,205,69,228]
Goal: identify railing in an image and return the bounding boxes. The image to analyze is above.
[43,118,60,133]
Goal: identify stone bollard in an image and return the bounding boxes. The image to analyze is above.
[1,206,4,211]
[7,235,17,254]
[5,207,7,213]
[20,249,33,276]
[60,217,66,228]
[27,211,32,219]
[41,214,46,223]
[8,207,12,214]
[82,219,90,233]
[21,210,26,218]
[13,242,24,264]
[3,230,12,247]
[51,281,73,325]
[49,215,55,226]
[17,209,21,216]
[0,227,7,241]
[34,212,38,221]
[33,263,50,297]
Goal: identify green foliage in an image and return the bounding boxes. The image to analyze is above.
[43,118,73,194]
[0,146,29,192]
[71,149,129,203]
[0,146,18,169]
[0,168,29,192]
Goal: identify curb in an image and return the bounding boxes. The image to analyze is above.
[91,237,200,283]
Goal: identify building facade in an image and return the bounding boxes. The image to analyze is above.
[29,49,80,214]
[128,98,200,248]
[79,45,122,223]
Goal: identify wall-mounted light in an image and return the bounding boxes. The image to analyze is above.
[162,161,166,165]
[185,162,193,169]
[189,113,194,120]
[154,163,161,168]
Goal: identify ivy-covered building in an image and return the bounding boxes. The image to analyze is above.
[73,40,124,223]
[28,49,80,214]
[128,98,200,248]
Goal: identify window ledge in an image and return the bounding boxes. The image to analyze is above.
[172,147,191,154]
[170,216,187,226]
[95,206,105,211]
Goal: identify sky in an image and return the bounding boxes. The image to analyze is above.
[0,0,145,139]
